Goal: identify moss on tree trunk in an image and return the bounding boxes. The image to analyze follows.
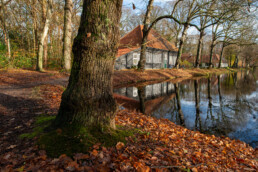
[53,0,123,130]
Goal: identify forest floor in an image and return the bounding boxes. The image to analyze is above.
[0,69,257,171]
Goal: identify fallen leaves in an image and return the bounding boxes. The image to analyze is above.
[0,70,257,171]
[116,142,125,150]
[1,109,257,171]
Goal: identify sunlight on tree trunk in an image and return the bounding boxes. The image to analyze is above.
[37,0,52,71]
[195,31,204,68]
[53,0,123,130]
[62,0,73,71]
[175,25,188,69]
[138,0,154,71]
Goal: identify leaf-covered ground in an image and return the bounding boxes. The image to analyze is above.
[0,69,257,171]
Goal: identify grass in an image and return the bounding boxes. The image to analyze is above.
[20,114,139,158]
[19,115,56,139]
[38,125,139,157]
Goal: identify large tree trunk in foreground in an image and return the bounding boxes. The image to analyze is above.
[138,0,154,70]
[37,0,52,71]
[53,0,122,129]
[175,24,188,69]
[62,0,73,71]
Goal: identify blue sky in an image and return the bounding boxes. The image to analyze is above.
[123,0,172,10]
[122,0,199,35]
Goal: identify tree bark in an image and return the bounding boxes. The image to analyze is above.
[209,43,215,68]
[218,43,225,68]
[1,0,11,60]
[138,0,154,70]
[62,0,73,71]
[37,0,52,71]
[175,24,188,69]
[233,55,238,68]
[43,37,48,68]
[195,30,204,68]
[53,0,122,129]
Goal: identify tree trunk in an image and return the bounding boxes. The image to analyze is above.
[218,43,225,68]
[1,0,11,60]
[62,0,73,71]
[233,55,238,68]
[37,0,52,71]
[209,43,215,68]
[229,55,232,68]
[53,0,123,129]
[195,30,204,68]
[43,37,48,68]
[175,24,188,69]
[138,0,154,70]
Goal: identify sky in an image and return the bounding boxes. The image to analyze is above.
[122,0,199,35]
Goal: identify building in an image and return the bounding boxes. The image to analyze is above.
[181,53,228,68]
[115,25,178,70]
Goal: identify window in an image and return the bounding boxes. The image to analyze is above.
[154,54,162,63]
[133,87,138,97]
[163,85,167,93]
[146,53,152,63]
[164,53,168,61]
[133,53,139,66]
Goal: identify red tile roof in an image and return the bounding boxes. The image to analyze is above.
[116,25,178,57]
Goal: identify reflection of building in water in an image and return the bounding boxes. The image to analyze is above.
[114,82,175,100]
[114,82,175,114]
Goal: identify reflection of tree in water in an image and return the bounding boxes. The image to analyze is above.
[206,77,214,121]
[174,83,185,126]
[137,86,145,114]
[194,80,202,131]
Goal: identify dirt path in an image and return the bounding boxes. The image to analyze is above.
[0,70,68,167]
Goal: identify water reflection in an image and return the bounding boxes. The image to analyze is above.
[114,70,258,148]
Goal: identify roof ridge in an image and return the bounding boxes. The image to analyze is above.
[120,25,142,40]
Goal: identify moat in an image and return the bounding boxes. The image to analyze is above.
[114,70,258,148]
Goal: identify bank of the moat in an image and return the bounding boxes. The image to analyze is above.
[114,70,258,148]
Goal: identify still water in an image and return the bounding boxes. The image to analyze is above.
[114,70,258,148]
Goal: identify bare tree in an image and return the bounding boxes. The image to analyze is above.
[137,0,154,70]
[36,0,53,71]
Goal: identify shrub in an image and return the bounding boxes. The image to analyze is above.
[180,60,193,68]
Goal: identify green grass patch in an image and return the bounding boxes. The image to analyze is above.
[20,114,140,158]
[38,125,139,157]
[19,115,56,139]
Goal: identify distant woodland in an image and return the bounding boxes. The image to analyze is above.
[0,0,257,70]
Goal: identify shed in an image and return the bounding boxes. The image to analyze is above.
[115,25,178,70]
